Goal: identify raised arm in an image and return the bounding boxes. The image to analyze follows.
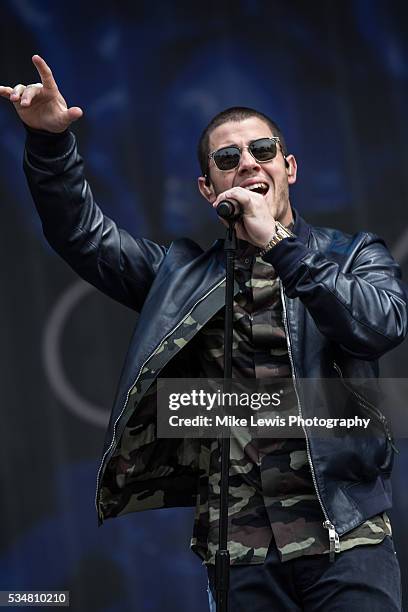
[1,56,166,311]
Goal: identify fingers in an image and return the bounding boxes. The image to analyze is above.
[3,83,43,107]
[66,106,83,123]
[20,83,43,106]
[0,85,14,99]
[212,187,250,211]
[9,83,26,102]
[0,54,57,103]
[32,54,57,89]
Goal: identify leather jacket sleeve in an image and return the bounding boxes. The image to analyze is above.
[24,129,166,312]
[264,234,408,359]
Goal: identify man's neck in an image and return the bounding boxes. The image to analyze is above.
[278,203,293,228]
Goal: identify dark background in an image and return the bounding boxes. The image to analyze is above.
[1,1,408,610]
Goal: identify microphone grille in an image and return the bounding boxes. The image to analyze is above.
[217,201,233,219]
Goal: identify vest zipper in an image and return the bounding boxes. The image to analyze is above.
[280,282,340,561]
[95,276,227,522]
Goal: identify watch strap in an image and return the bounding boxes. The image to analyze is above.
[259,221,296,256]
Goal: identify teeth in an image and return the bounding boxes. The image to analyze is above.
[245,182,268,191]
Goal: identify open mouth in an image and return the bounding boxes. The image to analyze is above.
[243,182,269,196]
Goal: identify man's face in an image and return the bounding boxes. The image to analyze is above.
[198,117,297,225]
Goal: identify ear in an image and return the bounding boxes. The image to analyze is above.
[198,175,216,203]
[285,154,297,185]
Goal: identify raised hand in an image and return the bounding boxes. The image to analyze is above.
[0,55,83,133]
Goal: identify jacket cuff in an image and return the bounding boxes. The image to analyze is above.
[25,125,74,158]
[262,237,310,284]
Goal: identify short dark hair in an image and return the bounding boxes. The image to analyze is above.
[197,106,288,177]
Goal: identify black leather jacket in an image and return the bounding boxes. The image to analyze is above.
[24,129,408,556]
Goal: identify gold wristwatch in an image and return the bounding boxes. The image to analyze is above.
[258,221,296,256]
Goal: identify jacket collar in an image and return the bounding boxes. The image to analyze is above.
[292,207,311,245]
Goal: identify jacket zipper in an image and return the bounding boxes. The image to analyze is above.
[332,361,398,454]
[280,282,340,561]
[95,276,227,521]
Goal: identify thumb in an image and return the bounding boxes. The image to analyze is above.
[66,106,83,123]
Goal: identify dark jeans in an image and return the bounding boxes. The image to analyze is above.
[207,536,401,611]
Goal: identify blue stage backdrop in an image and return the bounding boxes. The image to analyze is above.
[1,1,408,610]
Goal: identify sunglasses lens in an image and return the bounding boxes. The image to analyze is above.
[213,146,241,170]
[250,138,277,162]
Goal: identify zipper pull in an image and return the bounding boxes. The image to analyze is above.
[323,520,340,562]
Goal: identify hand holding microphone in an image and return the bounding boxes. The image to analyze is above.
[213,186,277,248]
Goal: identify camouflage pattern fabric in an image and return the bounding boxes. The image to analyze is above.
[98,280,228,521]
[190,240,391,565]
[97,235,391,564]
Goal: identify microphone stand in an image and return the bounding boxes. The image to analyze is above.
[214,218,237,612]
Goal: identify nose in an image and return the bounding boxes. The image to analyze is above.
[237,147,260,174]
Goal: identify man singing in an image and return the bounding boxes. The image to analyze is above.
[1,55,406,611]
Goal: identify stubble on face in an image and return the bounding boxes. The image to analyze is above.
[206,117,293,225]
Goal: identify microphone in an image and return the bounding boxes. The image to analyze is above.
[216,199,242,220]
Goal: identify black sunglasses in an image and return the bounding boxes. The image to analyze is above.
[208,136,281,171]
